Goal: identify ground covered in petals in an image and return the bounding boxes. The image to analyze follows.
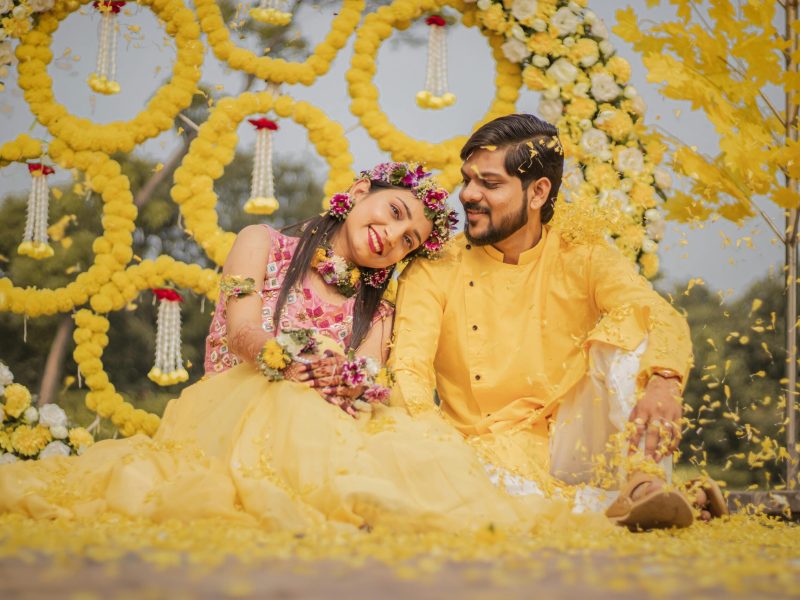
[0,514,798,598]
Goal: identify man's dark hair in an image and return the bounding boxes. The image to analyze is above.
[460,114,564,224]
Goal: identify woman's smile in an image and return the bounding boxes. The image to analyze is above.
[368,226,384,255]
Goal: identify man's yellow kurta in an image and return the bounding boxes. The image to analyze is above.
[389,227,693,479]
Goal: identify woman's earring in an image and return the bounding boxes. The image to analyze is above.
[327,192,354,220]
[363,267,392,288]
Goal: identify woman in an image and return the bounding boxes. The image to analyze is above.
[0,162,577,533]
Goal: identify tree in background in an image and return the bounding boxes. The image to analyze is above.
[616,0,800,487]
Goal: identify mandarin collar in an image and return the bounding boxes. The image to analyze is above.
[480,226,548,266]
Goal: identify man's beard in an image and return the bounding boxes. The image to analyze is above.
[463,190,529,246]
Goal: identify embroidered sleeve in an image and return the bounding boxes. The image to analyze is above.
[220,275,257,300]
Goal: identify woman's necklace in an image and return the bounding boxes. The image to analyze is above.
[310,245,361,298]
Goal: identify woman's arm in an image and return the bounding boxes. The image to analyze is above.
[224,225,273,364]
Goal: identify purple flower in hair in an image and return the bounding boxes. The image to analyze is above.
[329,193,353,219]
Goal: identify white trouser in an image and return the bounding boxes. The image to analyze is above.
[487,340,672,513]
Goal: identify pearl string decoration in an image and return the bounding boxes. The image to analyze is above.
[417,15,455,110]
[88,1,125,95]
[244,118,280,215]
[18,163,55,260]
[148,289,189,386]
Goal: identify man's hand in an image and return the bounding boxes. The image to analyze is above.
[628,376,683,462]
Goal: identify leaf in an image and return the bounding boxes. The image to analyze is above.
[772,188,800,209]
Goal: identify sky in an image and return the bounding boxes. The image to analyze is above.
[0,0,785,298]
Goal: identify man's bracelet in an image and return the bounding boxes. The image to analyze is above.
[649,368,682,384]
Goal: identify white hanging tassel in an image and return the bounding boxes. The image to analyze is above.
[250,0,291,25]
[148,288,189,386]
[88,0,124,95]
[243,117,280,215]
[416,15,455,110]
[18,163,55,260]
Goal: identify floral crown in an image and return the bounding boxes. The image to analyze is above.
[362,162,458,258]
[329,162,458,258]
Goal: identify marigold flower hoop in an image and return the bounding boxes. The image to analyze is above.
[71,259,219,437]
[195,0,364,86]
[0,137,138,318]
[15,0,203,154]
[347,0,522,169]
[169,91,354,267]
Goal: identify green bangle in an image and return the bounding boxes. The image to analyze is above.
[220,275,257,300]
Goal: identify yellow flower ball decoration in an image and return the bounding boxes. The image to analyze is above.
[170,91,354,267]
[71,258,218,438]
[347,0,522,171]
[3,383,32,419]
[0,138,136,317]
[196,0,364,86]
[15,0,203,154]
[473,0,667,276]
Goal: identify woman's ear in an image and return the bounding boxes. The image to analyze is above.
[349,178,372,202]
[526,176,552,211]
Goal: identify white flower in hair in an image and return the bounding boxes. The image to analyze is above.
[641,238,658,254]
[39,403,68,428]
[547,58,579,86]
[590,72,622,102]
[40,441,72,459]
[590,17,609,39]
[27,0,54,12]
[501,38,530,63]
[0,0,13,14]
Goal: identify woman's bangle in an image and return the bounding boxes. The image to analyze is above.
[220,275,257,300]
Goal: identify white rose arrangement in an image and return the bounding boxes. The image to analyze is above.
[0,360,95,462]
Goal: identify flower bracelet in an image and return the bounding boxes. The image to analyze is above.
[220,275,257,300]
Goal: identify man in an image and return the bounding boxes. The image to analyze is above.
[388,113,723,528]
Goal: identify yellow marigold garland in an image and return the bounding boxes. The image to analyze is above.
[15,0,203,154]
[170,91,354,266]
[0,139,136,317]
[70,258,219,438]
[347,0,522,170]
[196,0,364,86]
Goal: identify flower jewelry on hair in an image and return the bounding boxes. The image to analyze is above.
[358,162,458,258]
[362,266,392,288]
[256,329,319,380]
[310,245,361,298]
[328,192,354,220]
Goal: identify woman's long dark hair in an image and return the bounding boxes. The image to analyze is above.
[275,180,406,350]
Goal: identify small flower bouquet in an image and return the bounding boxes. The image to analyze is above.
[0,361,95,464]
[255,331,394,417]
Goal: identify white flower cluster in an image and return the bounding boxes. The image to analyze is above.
[0,0,55,86]
[0,359,94,463]
[475,0,671,269]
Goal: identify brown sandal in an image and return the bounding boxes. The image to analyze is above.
[683,477,729,519]
[605,473,694,531]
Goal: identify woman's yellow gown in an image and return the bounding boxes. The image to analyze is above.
[0,365,583,533]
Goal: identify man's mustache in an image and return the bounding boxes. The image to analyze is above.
[462,202,490,214]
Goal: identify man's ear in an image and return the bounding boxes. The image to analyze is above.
[349,178,372,201]
[526,176,552,211]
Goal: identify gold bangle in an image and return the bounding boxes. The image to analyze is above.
[220,275,257,300]
[650,368,682,384]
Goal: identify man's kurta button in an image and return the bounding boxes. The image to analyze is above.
[469,281,474,287]
[466,244,472,250]
[475,374,481,381]
[472,325,478,331]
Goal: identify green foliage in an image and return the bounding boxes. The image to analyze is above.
[671,276,789,488]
